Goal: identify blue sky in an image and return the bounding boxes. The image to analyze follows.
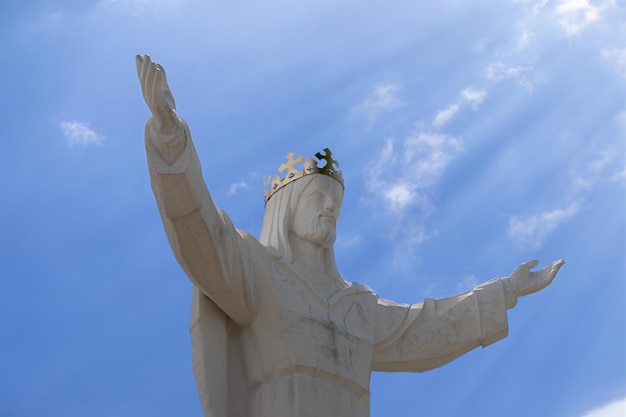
[1,0,625,416]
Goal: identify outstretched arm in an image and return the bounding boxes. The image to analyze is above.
[136,54,254,325]
[372,260,563,372]
[372,277,510,372]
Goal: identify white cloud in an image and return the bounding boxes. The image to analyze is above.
[383,183,416,213]
[507,202,580,250]
[518,29,533,48]
[403,133,463,186]
[602,48,626,75]
[460,87,487,109]
[611,164,626,184]
[433,104,459,129]
[432,88,487,129]
[532,0,550,14]
[574,145,625,188]
[473,37,490,53]
[581,397,626,417]
[486,61,537,91]
[356,83,405,125]
[512,0,550,14]
[553,0,604,35]
[227,181,250,195]
[589,147,616,172]
[366,132,462,219]
[60,121,104,147]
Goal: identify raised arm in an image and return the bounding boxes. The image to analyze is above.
[136,54,254,325]
[136,55,177,131]
[136,54,186,164]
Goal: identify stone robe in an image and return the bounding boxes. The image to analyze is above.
[145,122,512,417]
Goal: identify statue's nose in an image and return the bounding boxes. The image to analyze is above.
[323,195,337,210]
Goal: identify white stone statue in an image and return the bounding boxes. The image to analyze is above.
[136,54,564,417]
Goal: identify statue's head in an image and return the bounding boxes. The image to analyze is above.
[260,149,344,263]
[291,174,342,249]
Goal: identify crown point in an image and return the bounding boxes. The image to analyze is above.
[264,148,343,204]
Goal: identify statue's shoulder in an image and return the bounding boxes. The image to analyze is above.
[349,281,375,294]
[328,281,378,306]
[235,229,266,252]
[235,228,257,242]
[234,228,280,265]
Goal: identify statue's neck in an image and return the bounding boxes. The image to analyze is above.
[288,232,345,294]
[289,233,327,269]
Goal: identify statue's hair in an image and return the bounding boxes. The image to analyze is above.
[260,175,342,280]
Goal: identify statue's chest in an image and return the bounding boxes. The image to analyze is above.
[266,275,378,346]
[245,274,378,390]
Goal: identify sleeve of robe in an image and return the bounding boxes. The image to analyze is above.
[371,278,511,372]
[144,119,255,326]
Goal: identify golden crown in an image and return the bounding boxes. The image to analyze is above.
[264,148,343,204]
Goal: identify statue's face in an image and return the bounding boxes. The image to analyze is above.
[291,175,343,248]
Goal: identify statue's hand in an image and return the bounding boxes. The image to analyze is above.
[506,259,564,297]
[136,54,178,135]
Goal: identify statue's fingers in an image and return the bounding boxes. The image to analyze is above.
[533,260,562,289]
[156,63,167,82]
[540,260,563,275]
[522,259,539,270]
[154,64,176,110]
[548,260,564,279]
[552,259,565,269]
[162,90,176,111]
[139,56,153,99]
[135,55,144,80]
[142,68,155,108]
[141,55,153,90]
[149,68,163,109]
[137,56,152,104]
[136,57,151,105]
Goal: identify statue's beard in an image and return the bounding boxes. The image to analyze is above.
[294,215,336,248]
